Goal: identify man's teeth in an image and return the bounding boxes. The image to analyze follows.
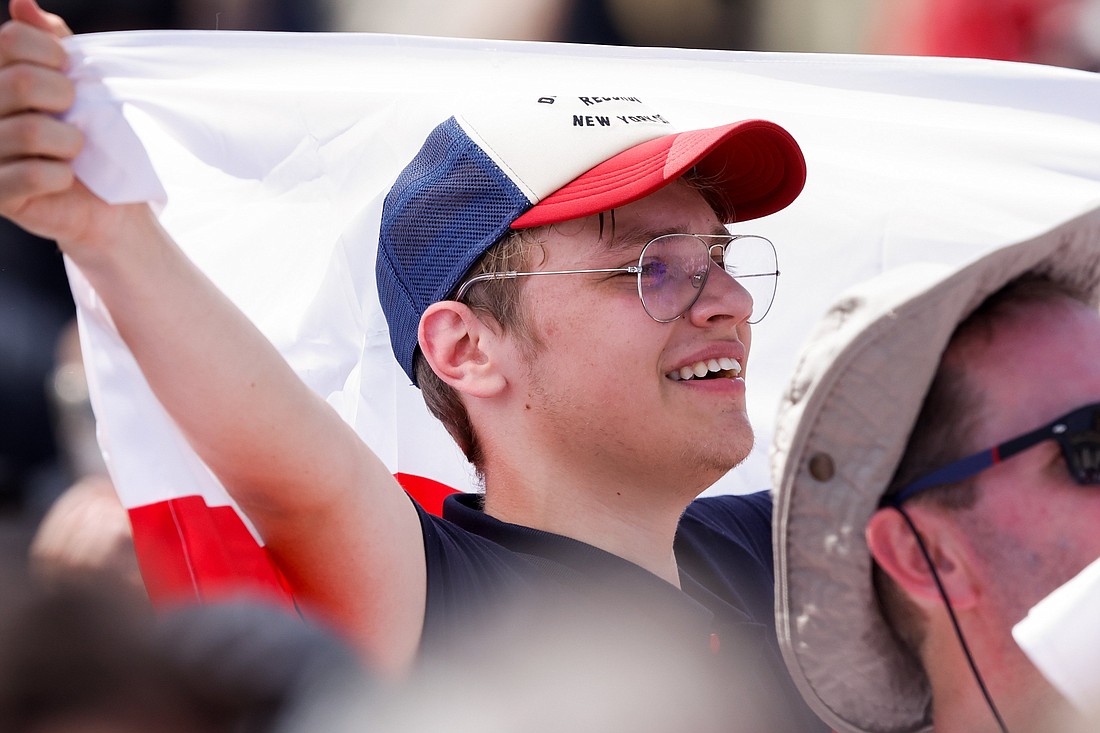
[667,357,742,381]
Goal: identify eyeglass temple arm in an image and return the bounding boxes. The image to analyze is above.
[886,422,1056,507]
[454,267,641,301]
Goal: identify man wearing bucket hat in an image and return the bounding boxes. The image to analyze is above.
[0,2,827,729]
[772,207,1100,733]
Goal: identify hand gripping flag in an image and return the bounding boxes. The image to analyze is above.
[61,31,1100,608]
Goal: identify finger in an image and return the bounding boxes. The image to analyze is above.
[0,62,75,115]
[0,18,69,68]
[8,0,73,38]
[0,157,76,211]
[0,112,83,160]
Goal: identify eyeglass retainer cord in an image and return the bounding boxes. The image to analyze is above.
[892,504,1011,733]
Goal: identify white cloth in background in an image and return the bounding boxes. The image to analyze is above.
[1014,556,1100,715]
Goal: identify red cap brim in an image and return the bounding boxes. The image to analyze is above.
[511,119,806,228]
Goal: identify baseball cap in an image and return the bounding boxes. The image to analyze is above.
[770,205,1100,733]
[376,95,807,384]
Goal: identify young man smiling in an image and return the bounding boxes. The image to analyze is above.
[0,1,825,728]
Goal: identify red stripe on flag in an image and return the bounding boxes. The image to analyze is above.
[396,472,460,516]
[128,496,296,609]
[127,475,458,609]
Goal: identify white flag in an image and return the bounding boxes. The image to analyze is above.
[61,30,1100,604]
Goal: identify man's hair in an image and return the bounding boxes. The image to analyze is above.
[874,272,1096,656]
[414,227,545,471]
[872,355,983,656]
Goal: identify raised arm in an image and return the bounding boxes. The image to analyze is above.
[0,0,426,673]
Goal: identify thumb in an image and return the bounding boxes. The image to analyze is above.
[9,0,73,37]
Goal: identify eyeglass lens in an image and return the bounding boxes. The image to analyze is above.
[638,234,777,323]
[1062,406,1100,483]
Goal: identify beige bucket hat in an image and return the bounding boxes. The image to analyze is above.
[771,205,1100,733]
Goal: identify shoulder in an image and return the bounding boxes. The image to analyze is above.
[675,491,775,618]
[415,499,533,588]
[413,498,563,654]
[680,490,773,551]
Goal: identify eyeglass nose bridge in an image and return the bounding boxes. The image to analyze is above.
[698,242,724,283]
[671,238,722,317]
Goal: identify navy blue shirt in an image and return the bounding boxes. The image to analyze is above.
[414,491,826,732]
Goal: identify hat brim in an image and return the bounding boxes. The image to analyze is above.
[511,119,806,228]
[771,205,1100,733]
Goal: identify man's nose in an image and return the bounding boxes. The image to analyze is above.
[686,260,754,326]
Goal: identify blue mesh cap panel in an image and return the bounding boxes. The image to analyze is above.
[377,117,533,385]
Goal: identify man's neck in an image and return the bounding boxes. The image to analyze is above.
[480,462,694,587]
[924,619,1085,733]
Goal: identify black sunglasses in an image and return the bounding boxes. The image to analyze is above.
[884,401,1100,507]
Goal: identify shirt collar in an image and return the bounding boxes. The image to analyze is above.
[442,493,756,631]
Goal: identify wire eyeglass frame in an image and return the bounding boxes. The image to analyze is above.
[453,233,779,324]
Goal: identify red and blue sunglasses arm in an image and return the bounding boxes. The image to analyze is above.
[883,422,1058,508]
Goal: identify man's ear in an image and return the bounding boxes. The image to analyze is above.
[867,506,980,611]
[418,301,507,398]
